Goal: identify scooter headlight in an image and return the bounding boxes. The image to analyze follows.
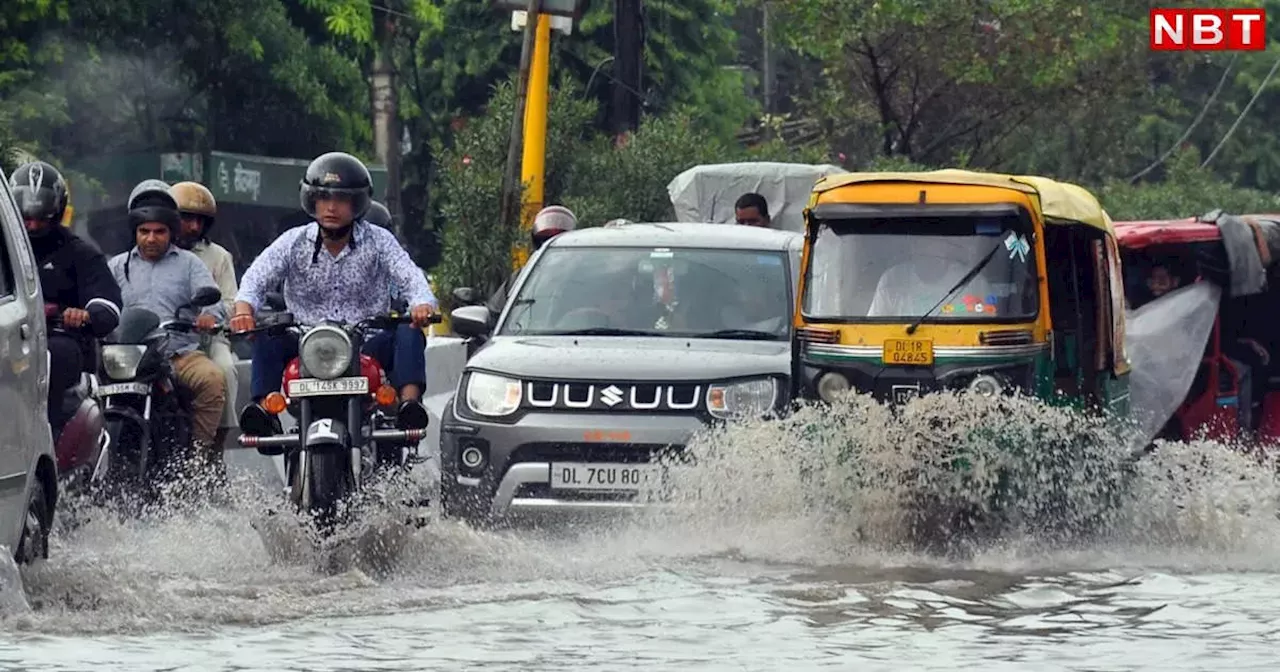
[299,326,352,380]
[102,345,147,381]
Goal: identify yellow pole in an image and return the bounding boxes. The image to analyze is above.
[514,11,552,271]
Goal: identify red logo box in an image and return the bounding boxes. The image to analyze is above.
[1150,8,1267,51]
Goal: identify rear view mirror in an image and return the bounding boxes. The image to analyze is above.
[264,292,287,311]
[192,286,221,307]
[452,286,481,305]
[451,305,492,338]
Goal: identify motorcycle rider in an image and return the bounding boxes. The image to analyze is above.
[230,152,437,409]
[9,161,122,434]
[107,180,229,469]
[485,205,576,315]
[171,181,240,461]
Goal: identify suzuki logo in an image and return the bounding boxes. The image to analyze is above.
[600,385,624,407]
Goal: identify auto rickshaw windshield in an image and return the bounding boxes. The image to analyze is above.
[803,214,1039,320]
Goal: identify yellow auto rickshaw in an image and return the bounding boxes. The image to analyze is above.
[794,169,1131,417]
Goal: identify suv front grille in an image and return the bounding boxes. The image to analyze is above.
[524,381,703,413]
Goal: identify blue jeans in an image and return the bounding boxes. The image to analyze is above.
[250,324,427,401]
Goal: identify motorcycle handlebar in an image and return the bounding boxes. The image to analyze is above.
[229,311,442,338]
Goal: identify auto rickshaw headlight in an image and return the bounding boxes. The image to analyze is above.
[707,378,778,419]
[816,372,851,403]
[968,374,1002,396]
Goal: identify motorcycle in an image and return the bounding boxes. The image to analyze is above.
[236,293,440,532]
[95,286,224,506]
[44,304,109,496]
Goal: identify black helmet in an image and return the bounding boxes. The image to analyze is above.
[127,179,180,235]
[365,200,392,228]
[9,161,69,234]
[300,151,372,227]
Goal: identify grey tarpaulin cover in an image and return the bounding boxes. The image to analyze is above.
[1124,281,1221,445]
[1198,210,1280,296]
[666,162,845,233]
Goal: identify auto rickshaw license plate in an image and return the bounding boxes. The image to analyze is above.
[882,338,934,366]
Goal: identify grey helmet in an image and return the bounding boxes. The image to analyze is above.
[127,179,180,234]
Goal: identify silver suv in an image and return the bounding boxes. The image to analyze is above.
[442,222,801,523]
[0,167,59,562]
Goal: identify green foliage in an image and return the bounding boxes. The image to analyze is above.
[431,77,839,301]
[1099,148,1280,221]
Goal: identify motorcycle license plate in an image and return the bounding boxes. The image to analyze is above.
[287,376,369,397]
[94,382,150,397]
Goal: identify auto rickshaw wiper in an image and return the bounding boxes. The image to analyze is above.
[904,240,1005,335]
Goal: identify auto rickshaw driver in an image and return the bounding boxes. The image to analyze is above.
[866,233,996,318]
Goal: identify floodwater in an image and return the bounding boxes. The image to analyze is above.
[3,393,1280,671]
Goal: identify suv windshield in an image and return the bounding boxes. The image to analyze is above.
[803,214,1039,320]
[500,246,792,339]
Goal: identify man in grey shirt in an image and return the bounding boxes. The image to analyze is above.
[108,180,228,471]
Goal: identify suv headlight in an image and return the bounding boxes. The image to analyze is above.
[102,345,147,380]
[706,377,778,419]
[299,325,352,380]
[465,371,522,417]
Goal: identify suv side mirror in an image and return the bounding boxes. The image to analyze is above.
[451,305,493,338]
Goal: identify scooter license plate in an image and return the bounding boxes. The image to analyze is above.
[287,376,369,397]
[94,382,150,397]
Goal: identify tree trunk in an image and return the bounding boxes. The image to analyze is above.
[612,0,644,135]
[371,3,403,241]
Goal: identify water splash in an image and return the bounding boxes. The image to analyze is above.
[644,391,1138,557]
[8,390,1280,636]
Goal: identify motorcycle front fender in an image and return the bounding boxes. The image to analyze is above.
[304,418,349,450]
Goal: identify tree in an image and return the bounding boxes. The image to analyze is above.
[765,0,1152,171]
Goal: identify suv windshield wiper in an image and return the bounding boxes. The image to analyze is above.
[700,328,781,340]
[553,327,660,336]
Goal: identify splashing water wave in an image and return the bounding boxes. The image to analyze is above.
[6,390,1280,638]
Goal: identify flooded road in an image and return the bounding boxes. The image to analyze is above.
[3,394,1280,671]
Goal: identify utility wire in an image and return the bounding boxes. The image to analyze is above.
[1202,54,1280,169]
[1128,53,1237,183]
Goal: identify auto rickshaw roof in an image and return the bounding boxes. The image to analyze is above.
[1113,218,1215,249]
[810,169,1114,236]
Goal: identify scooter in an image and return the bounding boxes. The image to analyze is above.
[44,303,109,496]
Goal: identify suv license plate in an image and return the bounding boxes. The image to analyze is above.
[550,462,662,491]
[287,376,370,397]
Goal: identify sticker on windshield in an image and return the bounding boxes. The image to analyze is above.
[1004,232,1030,263]
[650,249,673,258]
[756,255,782,265]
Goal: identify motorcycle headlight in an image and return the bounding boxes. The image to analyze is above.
[299,325,353,380]
[465,371,522,417]
[707,377,778,420]
[102,345,147,381]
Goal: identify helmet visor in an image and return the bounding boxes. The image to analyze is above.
[12,185,59,221]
